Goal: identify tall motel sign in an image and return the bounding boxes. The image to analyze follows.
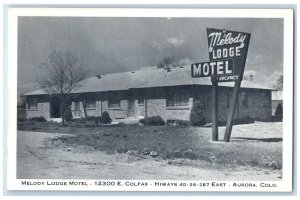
[191,28,251,142]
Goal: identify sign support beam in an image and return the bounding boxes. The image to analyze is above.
[224,79,241,142]
[212,80,218,141]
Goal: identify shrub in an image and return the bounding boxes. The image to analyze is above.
[17,107,27,122]
[139,116,165,126]
[86,116,103,124]
[64,106,73,122]
[72,118,87,123]
[218,117,255,126]
[275,103,283,121]
[95,116,102,123]
[86,116,96,121]
[190,100,206,126]
[31,116,47,122]
[17,117,27,122]
[101,111,112,124]
[233,117,255,125]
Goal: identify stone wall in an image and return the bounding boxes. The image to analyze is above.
[86,101,102,116]
[26,102,50,120]
[26,86,272,123]
[107,100,128,119]
[146,99,167,120]
[165,97,193,121]
[191,86,272,123]
[26,95,51,120]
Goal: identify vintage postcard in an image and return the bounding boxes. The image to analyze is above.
[6,8,294,192]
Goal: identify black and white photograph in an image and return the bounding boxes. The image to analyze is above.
[6,8,294,192]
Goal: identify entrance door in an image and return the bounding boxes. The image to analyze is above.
[127,100,135,117]
[73,101,81,118]
[50,96,61,118]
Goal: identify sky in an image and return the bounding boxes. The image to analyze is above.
[17,17,283,95]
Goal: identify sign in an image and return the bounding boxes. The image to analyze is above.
[206,28,251,82]
[191,59,234,78]
[190,27,251,142]
[213,75,239,82]
[205,28,251,142]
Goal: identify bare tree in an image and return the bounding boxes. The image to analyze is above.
[37,50,90,124]
[273,75,283,90]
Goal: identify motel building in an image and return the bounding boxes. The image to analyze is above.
[23,66,273,125]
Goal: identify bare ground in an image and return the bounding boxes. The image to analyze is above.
[17,128,282,180]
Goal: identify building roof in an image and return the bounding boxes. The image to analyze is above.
[24,66,274,96]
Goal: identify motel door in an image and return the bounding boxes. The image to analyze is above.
[73,101,81,118]
[50,96,61,118]
[127,100,135,117]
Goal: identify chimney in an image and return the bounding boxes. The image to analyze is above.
[249,74,253,82]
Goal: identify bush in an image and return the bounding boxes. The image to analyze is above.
[233,117,255,125]
[275,103,283,121]
[95,116,102,123]
[64,106,73,122]
[71,115,107,124]
[190,100,206,126]
[72,118,87,123]
[86,116,96,121]
[17,117,27,122]
[101,111,112,124]
[86,116,102,124]
[218,116,256,126]
[139,116,165,126]
[17,107,27,122]
[31,116,47,122]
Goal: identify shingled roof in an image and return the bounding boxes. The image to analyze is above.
[24,66,274,96]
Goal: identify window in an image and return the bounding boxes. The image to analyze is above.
[138,98,144,106]
[86,100,96,109]
[167,90,189,108]
[260,92,270,106]
[108,99,120,109]
[241,92,248,107]
[28,98,37,110]
[194,89,209,108]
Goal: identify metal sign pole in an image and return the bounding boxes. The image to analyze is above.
[224,33,251,142]
[223,80,241,142]
[212,79,219,141]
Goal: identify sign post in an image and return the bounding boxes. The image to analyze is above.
[223,32,251,142]
[223,81,240,142]
[211,80,218,141]
[192,28,250,142]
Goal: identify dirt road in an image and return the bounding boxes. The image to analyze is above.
[17,131,281,180]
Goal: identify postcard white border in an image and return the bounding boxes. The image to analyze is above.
[6,8,294,192]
